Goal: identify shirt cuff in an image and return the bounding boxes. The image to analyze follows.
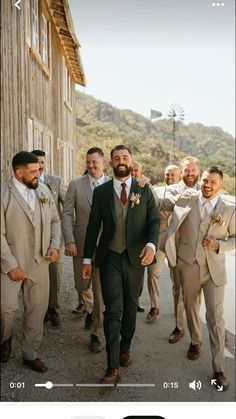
[83,258,92,264]
[146,243,156,253]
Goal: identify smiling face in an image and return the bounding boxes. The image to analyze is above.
[200,171,223,199]
[110,148,133,180]
[86,152,105,179]
[15,163,40,189]
[131,162,143,180]
[164,166,181,185]
[181,161,199,187]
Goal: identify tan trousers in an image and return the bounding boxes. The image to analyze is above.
[1,260,49,360]
[147,248,166,308]
[170,264,185,331]
[73,255,104,335]
[177,258,225,373]
[48,245,64,309]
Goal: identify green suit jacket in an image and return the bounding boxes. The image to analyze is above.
[83,178,160,268]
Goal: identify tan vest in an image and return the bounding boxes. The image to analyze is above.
[109,191,129,254]
[177,201,211,281]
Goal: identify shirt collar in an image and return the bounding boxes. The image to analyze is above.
[40,172,45,183]
[199,192,220,209]
[113,175,132,189]
[13,176,30,194]
[88,174,105,186]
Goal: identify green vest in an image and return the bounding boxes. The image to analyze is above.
[109,191,129,253]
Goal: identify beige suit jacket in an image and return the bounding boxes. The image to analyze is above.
[44,173,66,217]
[1,178,61,276]
[159,191,235,285]
[61,174,110,257]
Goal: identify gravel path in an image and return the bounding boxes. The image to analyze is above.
[1,258,235,402]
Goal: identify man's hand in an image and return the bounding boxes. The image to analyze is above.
[137,175,150,188]
[45,248,59,263]
[64,242,77,257]
[139,246,155,265]
[202,236,219,252]
[8,266,26,281]
[82,264,92,280]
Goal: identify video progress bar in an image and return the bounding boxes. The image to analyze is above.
[34,381,156,389]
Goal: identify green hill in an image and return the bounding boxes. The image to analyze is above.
[75,91,235,194]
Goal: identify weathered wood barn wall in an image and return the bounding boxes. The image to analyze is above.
[1,0,85,184]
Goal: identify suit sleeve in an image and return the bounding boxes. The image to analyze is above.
[1,200,18,273]
[83,188,102,259]
[49,197,61,250]
[146,187,161,246]
[61,181,76,244]
[218,208,235,254]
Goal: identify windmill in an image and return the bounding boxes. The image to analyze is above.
[168,103,185,163]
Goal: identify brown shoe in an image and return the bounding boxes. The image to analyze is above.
[48,308,60,327]
[84,312,93,330]
[0,337,12,363]
[212,372,229,392]
[90,334,102,353]
[72,303,87,315]
[168,327,185,343]
[119,350,132,367]
[23,357,48,373]
[100,368,121,384]
[147,307,159,321]
[187,343,201,360]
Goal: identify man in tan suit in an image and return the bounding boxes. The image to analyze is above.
[61,147,109,352]
[31,150,66,327]
[160,166,235,391]
[1,152,60,372]
[148,164,181,321]
[167,156,200,343]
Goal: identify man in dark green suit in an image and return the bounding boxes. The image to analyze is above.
[82,145,160,384]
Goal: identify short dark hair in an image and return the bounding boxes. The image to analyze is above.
[31,149,46,157]
[110,145,132,159]
[206,166,223,179]
[87,147,104,157]
[12,151,39,172]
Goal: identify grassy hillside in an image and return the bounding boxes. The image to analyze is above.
[74,91,235,194]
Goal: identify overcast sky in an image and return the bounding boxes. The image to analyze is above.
[68,0,235,136]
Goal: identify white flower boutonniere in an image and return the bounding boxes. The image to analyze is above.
[211,214,224,226]
[130,192,141,208]
[39,194,49,206]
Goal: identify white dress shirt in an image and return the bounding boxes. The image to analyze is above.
[198,192,220,217]
[88,174,106,192]
[13,176,36,211]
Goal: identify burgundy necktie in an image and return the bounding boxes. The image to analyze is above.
[120,183,127,205]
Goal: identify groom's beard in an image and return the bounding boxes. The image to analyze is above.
[113,165,132,178]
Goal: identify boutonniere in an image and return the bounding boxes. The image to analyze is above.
[211,214,224,226]
[39,194,49,206]
[130,192,141,208]
[45,180,56,196]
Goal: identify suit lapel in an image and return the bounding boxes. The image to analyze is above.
[36,186,46,229]
[8,179,34,224]
[82,174,93,206]
[107,179,116,224]
[172,192,199,235]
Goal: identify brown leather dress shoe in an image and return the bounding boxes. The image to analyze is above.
[147,307,159,321]
[168,327,185,343]
[119,350,132,367]
[0,337,12,363]
[100,368,121,384]
[187,343,201,360]
[23,357,48,373]
[49,308,60,327]
[90,334,102,353]
[213,372,229,391]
